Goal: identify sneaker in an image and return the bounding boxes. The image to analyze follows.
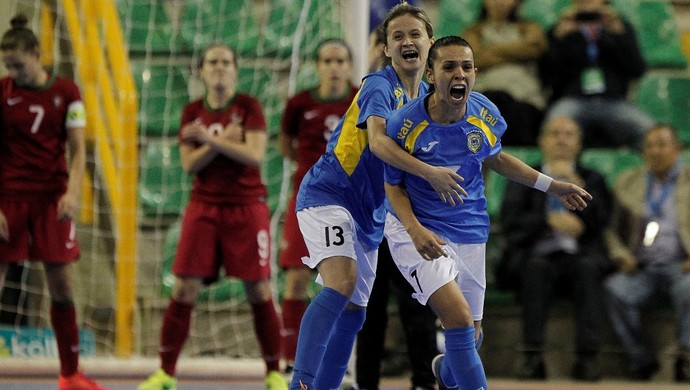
[432,354,449,390]
[266,370,288,390]
[138,369,177,390]
[58,371,108,390]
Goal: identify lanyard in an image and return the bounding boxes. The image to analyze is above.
[646,173,675,218]
[580,25,600,63]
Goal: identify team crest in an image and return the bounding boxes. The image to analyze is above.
[467,131,483,153]
[53,95,63,107]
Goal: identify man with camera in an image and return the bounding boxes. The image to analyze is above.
[540,0,654,150]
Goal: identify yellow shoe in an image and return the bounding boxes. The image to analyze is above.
[265,370,288,390]
[138,369,177,390]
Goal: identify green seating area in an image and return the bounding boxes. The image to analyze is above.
[634,73,690,146]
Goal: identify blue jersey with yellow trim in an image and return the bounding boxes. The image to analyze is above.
[297,65,429,249]
[385,91,506,243]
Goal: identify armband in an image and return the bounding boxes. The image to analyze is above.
[533,173,553,192]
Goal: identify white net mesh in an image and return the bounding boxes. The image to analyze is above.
[0,0,344,361]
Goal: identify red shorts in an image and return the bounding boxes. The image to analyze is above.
[0,199,80,264]
[278,196,309,269]
[173,200,271,282]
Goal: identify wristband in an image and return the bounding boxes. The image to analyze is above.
[533,173,553,192]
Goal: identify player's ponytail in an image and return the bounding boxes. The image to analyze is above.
[1,14,39,52]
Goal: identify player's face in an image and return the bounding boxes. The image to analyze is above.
[643,127,681,178]
[1,49,41,87]
[539,117,582,162]
[316,44,352,94]
[384,14,432,75]
[426,45,475,108]
[200,46,237,93]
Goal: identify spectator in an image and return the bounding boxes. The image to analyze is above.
[138,43,287,390]
[541,0,654,149]
[498,116,613,381]
[463,0,548,146]
[604,124,690,382]
[355,24,439,390]
[0,14,105,390]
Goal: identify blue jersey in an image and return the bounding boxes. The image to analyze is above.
[297,65,429,249]
[384,91,506,243]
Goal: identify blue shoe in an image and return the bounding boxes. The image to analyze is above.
[432,354,448,390]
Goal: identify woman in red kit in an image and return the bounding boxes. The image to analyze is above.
[139,42,286,390]
[0,14,105,390]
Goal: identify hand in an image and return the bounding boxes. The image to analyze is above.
[599,6,624,34]
[0,209,8,241]
[180,121,211,144]
[547,212,585,238]
[408,224,448,261]
[682,258,690,273]
[57,191,79,220]
[222,122,243,142]
[553,9,579,39]
[546,180,592,211]
[424,166,467,206]
[616,254,639,274]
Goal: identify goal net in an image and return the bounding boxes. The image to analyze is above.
[0,0,345,365]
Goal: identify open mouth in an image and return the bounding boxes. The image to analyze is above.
[401,50,419,60]
[450,84,466,100]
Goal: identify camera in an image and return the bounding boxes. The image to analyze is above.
[575,11,601,22]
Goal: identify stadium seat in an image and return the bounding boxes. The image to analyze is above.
[116,0,189,55]
[178,0,260,58]
[131,61,191,137]
[612,0,687,68]
[634,73,690,146]
[580,149,642,188]
[519,0,571,30]
[138,140,191,223]
[160,220,246,301]
[437,0,482,37]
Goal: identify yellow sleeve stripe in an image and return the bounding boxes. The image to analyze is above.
[467,115,497,147]
[333,89,367,176]
[403,120,429,153]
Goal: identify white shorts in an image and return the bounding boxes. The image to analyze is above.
[384,213,486,321]
[297,205,378,307]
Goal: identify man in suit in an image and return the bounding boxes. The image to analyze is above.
[499,116,613,381]
[604,124,690,382]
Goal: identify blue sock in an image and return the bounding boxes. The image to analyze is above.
[315,308,366,390]
[289,288,349,390]
[441,326,488,390]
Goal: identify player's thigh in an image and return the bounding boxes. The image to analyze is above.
[448,243,487,322]
[297,205,357,269]
[31,200,79,263]
[0,200,30,262]
[384,213,457,306]
[219,202,271,280]
[172,201,220,278]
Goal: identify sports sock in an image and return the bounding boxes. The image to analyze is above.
[289,288,348,390]
[251,299,283,373]
[281,298,307,363]
[442,326,488,390]
[159,299,193,376]
[315,308,366,390]
[50,300,79,376]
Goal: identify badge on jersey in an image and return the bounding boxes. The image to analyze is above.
[467,131,483,153]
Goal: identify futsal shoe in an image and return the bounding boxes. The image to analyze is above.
[431,354,450,390]
[265,370,288,390]
[58,371,108,390]
[138,368,177,390]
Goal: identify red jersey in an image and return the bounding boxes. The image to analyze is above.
[0,74,85,199]
[180,94,268,204]
[281,86,358,189]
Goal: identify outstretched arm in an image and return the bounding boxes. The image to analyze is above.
[483,151,592,210]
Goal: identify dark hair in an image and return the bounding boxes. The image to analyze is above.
[197,42,237,69]
[427,35,473,69]
[315,38,352,62]
[646,123,681,146]
[478,0,520,22]
[382,1,434,46]
[0,14,39,52]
